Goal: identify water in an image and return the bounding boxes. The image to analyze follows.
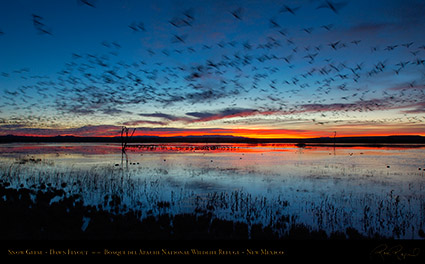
[1,142,425,238]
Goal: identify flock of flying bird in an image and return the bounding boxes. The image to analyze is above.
[1,0,425,132]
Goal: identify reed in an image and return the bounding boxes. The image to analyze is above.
[1,162,424,239]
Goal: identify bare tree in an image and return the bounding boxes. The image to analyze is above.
[121,126,136,153]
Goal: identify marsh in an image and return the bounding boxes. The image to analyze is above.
[1,142,424,239]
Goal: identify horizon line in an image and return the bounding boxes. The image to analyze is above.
[1,134,424,140]
[1,134,424,138]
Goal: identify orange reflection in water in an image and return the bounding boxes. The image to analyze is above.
[125,143,300,153]
[1,143,424,157]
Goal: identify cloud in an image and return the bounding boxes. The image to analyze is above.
[185,107,258,122]
[348,22,390,34]
[0,124,27,129]
[122,120,167,126]
[299,98,396,114]
[388,82,424,91]
[140,99,404,128]
[184,89,232,104]
[139,112,191,122]
[139,108,261,125]
[101,107,133,116]
[0,125,121,137]
[402,102,425,113]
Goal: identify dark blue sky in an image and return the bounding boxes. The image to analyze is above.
[1,0,425,138]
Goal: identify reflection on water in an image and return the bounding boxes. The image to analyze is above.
[1,142,425,238]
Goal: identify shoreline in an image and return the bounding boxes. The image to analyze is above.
[1,135,425,146]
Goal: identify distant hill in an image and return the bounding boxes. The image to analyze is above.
[297,135,425,145]
[1,134,425,145]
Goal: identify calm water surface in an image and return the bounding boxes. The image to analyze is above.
[1,142,424,238]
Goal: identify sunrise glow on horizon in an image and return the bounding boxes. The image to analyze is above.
[4,127,425,139]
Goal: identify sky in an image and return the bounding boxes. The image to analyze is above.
[1,0,425,138]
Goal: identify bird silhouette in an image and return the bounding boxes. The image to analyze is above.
[328,41,341,50]
[171,34,187,44]
[302,27,314,34]
[269,18,280,29]
[169,15,192,28]
[321,24,334,31]
[280,5,300,15]
[384,45,398,51]
[78,0,96,8]
[316,1,348,14]
[32,14,53,35]
[183,8,195,21]
[402,42,414,48]
[0,0,422,138]
[129,21,146,32]
[230,7,244,20]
